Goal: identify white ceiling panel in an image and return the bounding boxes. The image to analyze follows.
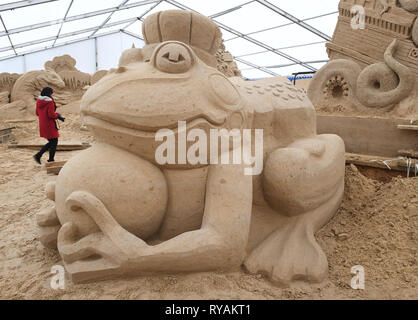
[67,0,123,16]
[60,13,110,34]
[9,25,60,45]
[268,0,340,20]
[123,20,144,35]
[251,23,324,49]
[241,68,274,79]
[280,42,329,62]
[270,64,312,77]
[15,41,55,54]
[215,2,289,35]
[0,36,11,49]
[173,0,249,17]
[107,3,156,24]
[240,51,293,67]
[1,0,71,29]
[224,37,268,56]
[305,13,339,37]
[54,31,94,45]
[0,49,16,59]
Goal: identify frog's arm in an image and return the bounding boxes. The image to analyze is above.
[63,163,253,271]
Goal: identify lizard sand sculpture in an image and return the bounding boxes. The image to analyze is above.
[9,69,65,112]
[36,10,345,285]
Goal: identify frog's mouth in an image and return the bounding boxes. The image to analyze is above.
[82,113,227,138]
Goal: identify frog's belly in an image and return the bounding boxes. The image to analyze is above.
[158,166,209,241]
[55,143,168,240]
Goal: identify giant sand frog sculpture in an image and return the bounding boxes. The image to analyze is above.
[36,10,345,285]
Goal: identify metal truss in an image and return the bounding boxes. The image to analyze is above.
[0,0,336,75]
[0,0,159,37]
[256,0,331,41]
[0,0,58,12]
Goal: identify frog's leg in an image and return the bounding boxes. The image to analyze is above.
[245,134,345,285]
[36,182,61,249]
[56,162,253,283]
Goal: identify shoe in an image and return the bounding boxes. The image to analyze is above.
[47,160,55,163]
[33,154,41,165]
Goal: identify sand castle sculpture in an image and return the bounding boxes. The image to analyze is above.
[44,55,91,105]
[36,10,345,285]
[308,0,418,117]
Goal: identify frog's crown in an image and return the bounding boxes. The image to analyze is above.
[142,10,222,57]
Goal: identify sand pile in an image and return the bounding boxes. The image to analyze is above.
[318,165,417,298]
[0,115,416,300]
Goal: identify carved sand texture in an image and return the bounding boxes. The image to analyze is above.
[308,0,418,118]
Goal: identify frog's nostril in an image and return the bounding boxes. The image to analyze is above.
[155,43,192,74]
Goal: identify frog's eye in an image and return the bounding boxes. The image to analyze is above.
[152,41,194,74]
[209,74,241,111]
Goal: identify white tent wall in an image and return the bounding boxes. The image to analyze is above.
[97,32,145,71]
[0,56,25,74]
[25,40,96,73]
[0,32,145,75]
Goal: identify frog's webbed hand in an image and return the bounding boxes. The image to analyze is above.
[58,191,148,267]
[58,223,122,264]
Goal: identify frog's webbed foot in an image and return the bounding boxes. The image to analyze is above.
[36,182,61,249]
[244,217,328,285]
[246,135,345,285]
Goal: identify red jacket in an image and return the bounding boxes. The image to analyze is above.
[36,96,60,139]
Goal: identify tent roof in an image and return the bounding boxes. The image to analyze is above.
[0,0,340,77]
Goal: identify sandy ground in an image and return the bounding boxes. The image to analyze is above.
[0,114,417,300]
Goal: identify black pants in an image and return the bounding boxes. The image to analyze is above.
[37,138,58,162]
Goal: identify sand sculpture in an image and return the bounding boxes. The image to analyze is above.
[308,0,418,117]
[0,72,20,105]
[45,55,91,89]
[91,70,108,85]
[0,55,94,117]
[44,55,91,105]
[9,69,66,112]
[216,40,242,78]
[36,10,345,285]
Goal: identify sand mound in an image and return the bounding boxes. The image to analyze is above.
[0,114,416,300]
[318,165,417,298]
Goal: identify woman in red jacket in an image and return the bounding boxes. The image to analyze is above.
[33,87,65,164]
